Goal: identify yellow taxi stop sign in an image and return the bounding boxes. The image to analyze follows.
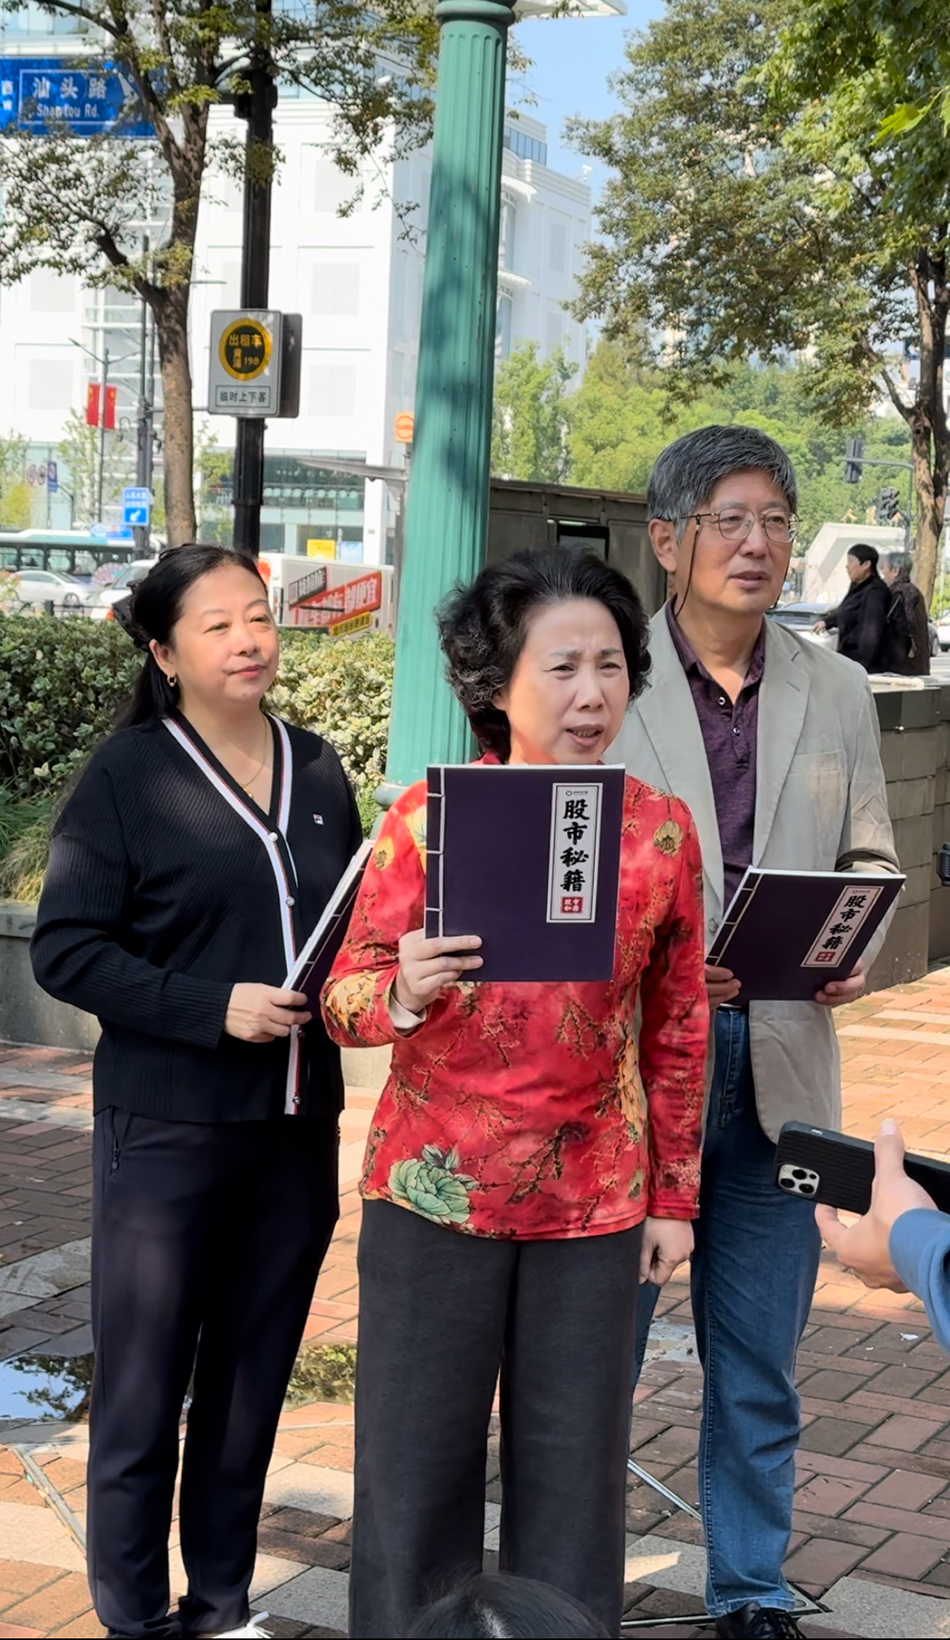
[209,310,282,417]
[219,317,272,381]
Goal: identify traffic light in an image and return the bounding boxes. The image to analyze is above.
[843,437,864,483]
[876,487,900,524]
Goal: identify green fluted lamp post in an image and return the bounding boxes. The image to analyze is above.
[379,0,516,802]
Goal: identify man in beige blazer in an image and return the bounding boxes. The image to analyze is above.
[613,425,899,1640]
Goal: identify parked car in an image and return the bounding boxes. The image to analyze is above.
[84,560,154,619]
[10,568,89,610]
[937,613,950,652]
[766,602,835,648]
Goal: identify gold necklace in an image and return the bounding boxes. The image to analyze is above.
[239,720,270,792]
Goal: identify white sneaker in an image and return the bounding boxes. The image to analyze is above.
[203,1616,272,1639]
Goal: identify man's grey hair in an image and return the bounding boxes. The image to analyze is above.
[884,551,912,579]
[647,425,798,538]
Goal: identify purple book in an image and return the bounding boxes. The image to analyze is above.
[707,867,905,1002]
[425,764,625,983]
[285,840,372,1010]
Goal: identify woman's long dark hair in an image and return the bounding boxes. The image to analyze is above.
[437,547,651,762]
[114,544,268,728]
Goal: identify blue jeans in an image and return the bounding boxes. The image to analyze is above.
[633,1008,821,1617]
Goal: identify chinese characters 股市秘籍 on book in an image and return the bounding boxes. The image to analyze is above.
[706,868,905,1002]
[424,764,625,983]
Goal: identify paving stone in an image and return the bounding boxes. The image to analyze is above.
[863,1414,946,1451]
[0,1561,61,1598]
[257,1528,349,1570]
[844,1500,950,1542]
[798,1418,876,1458]
[794,1474,873,1517]
[783,1536,868,1591]
[801,1368,882,1401]
[0,1504,84,1572]
[861,1533,945,1580]
[811,1573,950,1636]
[265,1507,341,1538]
[265,1567,350,1630]
[863,1470,947,1510]
[0,1573,94,1630]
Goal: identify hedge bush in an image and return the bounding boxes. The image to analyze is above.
[268,629,394,820]
[0,612,141,797]
[0,613,395,896]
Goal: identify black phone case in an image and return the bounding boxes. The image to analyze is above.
[775,1122,950,1216]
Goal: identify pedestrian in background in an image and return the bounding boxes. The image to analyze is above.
[881,550,930,675]
[32,546,363,1640]
[612,427,899,1638]
[817,543,892,672]
[323,548,709,1639]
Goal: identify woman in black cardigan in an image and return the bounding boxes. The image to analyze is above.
[818,542,893,672]
[32,545,363,1640]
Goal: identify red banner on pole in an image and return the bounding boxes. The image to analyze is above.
[85,383,100,427]
[104,386,117,430]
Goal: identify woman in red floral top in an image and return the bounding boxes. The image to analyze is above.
[323,548,708,1639]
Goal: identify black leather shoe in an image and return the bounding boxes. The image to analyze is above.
[715,1605,803,1638]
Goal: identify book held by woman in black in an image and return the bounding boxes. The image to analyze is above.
[285,840,372,1008]
[424,764,625,983]
[707,867,904,1002]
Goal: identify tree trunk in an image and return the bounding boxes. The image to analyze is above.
[912,422,943,607]
[909,250,949,608]
[156,286,196,547]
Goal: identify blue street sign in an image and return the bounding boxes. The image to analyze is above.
[122,486,151,528]
[0,60,153,138]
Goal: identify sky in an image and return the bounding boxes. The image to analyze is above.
[511,0,665,194]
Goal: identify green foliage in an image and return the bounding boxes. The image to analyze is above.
[0,616,393,898]
[570,0,950,598]
[57,410,134,530]
[0,0,438,544]
[0,788,56,902]
[569,347,913,552]
[268,632,394,822]
[285,1342,357,1407]
[491,343,577,483]
[0,612,141,798]
[0,432,29,530]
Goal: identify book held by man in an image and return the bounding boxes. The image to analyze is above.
[706,867,905,1002]
[425,764,625,983]
[285,840,372,1008]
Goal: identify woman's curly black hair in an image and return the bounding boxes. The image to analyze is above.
[437,547,651,762]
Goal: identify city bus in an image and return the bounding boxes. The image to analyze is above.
[0,531,145,580]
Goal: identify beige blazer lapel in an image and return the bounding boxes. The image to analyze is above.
[637,612,725,919]
[753,621,810,865]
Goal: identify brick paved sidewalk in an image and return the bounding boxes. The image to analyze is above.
[5,976,950,1636]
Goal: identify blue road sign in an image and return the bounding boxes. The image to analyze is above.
[0,60,153,138]
[123,486,151,528]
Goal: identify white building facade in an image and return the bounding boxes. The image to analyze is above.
[0,12,595,559]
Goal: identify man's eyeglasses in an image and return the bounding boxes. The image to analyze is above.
[677,508,799,545]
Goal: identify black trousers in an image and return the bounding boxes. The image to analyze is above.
[88,1108,339,1640]
[351,1200,643,1640]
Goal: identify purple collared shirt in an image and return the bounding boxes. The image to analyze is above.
[666,603,764,912]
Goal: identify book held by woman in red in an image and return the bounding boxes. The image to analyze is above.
[424,764,625,983]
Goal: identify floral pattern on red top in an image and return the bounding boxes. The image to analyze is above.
[322,762,709,1240]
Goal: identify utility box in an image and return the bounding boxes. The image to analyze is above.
[487,479,664,613]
